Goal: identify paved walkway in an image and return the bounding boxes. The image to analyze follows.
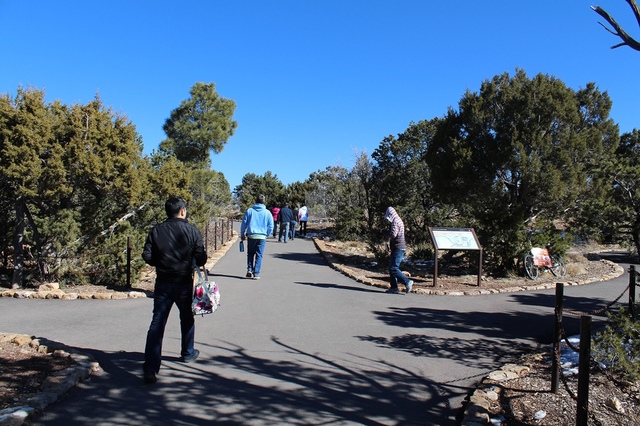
[0,230,634,425]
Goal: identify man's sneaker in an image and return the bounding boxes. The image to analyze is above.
[385,288,400,294]
[143,372,157,384]
[246,271,253,278]
[406,280,414,294]
[182,349,199,363]
[252,275,261,280]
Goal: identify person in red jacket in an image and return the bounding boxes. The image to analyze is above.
[270,205,280,238]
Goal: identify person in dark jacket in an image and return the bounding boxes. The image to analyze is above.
[290,206,299,240]
[278,203,295,243]
[384,206,413,294]
[141,197,207,384]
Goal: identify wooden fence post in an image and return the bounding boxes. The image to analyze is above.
[576,315,592,426]
[205,223,209,255]
[630,265,636,320]
[214,222,218,252]
[221,219,225,245]
[551,283,563,393]
[126,237,131,289]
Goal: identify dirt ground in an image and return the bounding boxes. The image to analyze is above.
[0,339,78,411]
[2,235,639,424]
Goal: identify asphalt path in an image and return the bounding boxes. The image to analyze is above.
[0,232,634,425]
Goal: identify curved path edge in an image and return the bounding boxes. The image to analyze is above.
[313,237,626,296]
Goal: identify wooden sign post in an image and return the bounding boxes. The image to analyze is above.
[428,227,483,287]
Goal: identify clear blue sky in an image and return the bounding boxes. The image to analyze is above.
[1,1,639,190]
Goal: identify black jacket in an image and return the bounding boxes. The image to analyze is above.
[278,207,294,223]
[142,218,207,283]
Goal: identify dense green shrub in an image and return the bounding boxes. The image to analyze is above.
[592,307,640,382]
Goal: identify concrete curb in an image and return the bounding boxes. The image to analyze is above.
[0,233,238,301]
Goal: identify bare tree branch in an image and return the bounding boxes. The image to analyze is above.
[628,0,640,29]
[100,204,147,237]
[592,1,640,51]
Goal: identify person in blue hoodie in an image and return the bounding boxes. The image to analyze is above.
[240,194,274,279]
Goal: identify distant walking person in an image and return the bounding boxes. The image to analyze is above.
[270,205,280,238]
[290,206,299,240]
[298,205,308,237]
[384,206,413,294]
[240,194,274,279]
[278,203,294,243]
[142,197,207,384]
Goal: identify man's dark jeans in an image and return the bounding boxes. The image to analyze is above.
[388,248,410,290]
[143,283,195,374]
[247,238,266,275]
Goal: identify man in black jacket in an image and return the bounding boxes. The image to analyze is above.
[141,197,207,384]
[278,203,295,243]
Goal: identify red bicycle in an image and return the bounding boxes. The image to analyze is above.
[523,247,567,280]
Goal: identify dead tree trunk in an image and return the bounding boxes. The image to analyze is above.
[11,198,25,289]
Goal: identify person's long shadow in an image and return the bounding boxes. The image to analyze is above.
[206,273,247,281]
[295,281,382,293]
[273,251,328,266]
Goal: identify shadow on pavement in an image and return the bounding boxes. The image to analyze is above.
[273,251,329,266]
[596,250,638,264]
[295,281,382,294]
[31,338,451,425]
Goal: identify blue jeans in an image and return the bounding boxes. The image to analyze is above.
[143,283,196,374]
[290,221,297,239]
[389,248,409,290]
[272,221,278,238]
[278,222,290,242]
[247,238,266,275]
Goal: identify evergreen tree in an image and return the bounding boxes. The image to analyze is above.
[0,87,55,286]
[426,70,618,271]
[578,129,640,254]
[233,172,285,212]
[160,82,237,166]
[188,168,232,230]
[0,87,152,287]
[371,119,452,254]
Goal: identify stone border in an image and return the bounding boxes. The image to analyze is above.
[312,237,625,296]
[0,235,238,301]
[460,363,533,425]
[0,333,102,426]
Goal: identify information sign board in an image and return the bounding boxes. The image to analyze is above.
[429,228,480,251]
[428,227,483,287]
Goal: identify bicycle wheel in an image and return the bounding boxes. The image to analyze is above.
[524,254,539,280]
[550,255,567,277]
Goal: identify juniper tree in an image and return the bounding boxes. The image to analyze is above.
[160,82,237,167]
[426,70,618,271]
